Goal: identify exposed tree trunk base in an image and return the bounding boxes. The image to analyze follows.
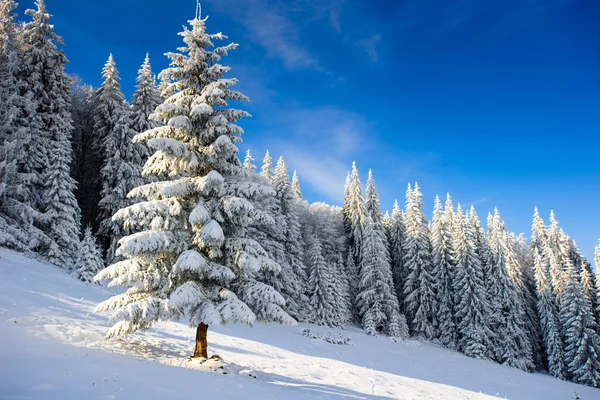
[192,322,208,358]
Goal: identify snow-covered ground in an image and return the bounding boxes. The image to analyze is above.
[0,248,597,400]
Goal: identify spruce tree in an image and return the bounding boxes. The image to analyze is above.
[22,0,81,266]
[430,195,457,349]
[96,55,146,263]
[73,227,104,283]
[260,149,273,181]
[486,209,533,370]
[94,16,294,359]
[307,235,336,327]
[505,231,544,369]
[595,241,600,324]
[534,245,566,379]
[560,262,600,386]
[357,214,407,337]
[342,162,366,305]
[453,205,494,360]
[0,0,45,250]
[272,157,307,319]
[243,149,255,172]
[130,53,161,166]
[291,170,302,199]
[388,200,407,312]
[403,183,437,339]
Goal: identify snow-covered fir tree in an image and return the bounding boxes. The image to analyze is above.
[271,157,307,320]
[72,227,104,283]
[430,195,457,349]
[505,231,544,369]
[342,162,366,306]
[534,244,566,378]
[387,200,407,312]
[291,170,302,199]
[130,53,161,165]
[21,0,81,266]
[94,16,294,359]
[0,0,45,250]
[357,213,407,338]
[453,205,494,360]
[403,183,437,339]
[243,149,255,172]
[306,235,337,327]
[531,207,549,254]
[560,261,600,387]
[357,170,407,337]
[486,209,533,370]
[260,149,273,182]
[96,55,146,263]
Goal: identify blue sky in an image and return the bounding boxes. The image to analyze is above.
[16,0,600,259]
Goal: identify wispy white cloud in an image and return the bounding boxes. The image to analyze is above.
[355,34,381,63]
[203,0,319,70]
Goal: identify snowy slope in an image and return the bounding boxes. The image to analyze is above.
[0,248,597,400]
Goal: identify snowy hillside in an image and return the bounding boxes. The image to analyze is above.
[0,249,597,400]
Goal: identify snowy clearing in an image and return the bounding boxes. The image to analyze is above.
[0,248,597,400]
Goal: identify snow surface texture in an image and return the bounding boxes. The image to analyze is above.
[0,248,597,399]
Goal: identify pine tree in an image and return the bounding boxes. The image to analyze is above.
[94,16,294,359]
[453,205,494,360]
[342,162,366,307]
[307,236,336,327]
[534,245,566,379]
[130,53,161,166]
[560,261,600,387]
[548,211,568,296]
[531,207,548,254]
[505,231,544,369]
[21,0,81,266]
[357,214,407,337]
[388,200,407,312]
[291,170,302,199]
[486,209,533,370]
[260,149,273,181]
[272,157,307,320]
[403,183,437,339]
[430,195,457,349]
[96,55,146,263]
[0,0,46,250]
[73,227,104,283]
[243,149,255,172]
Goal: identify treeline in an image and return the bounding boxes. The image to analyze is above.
[1,0,599,388]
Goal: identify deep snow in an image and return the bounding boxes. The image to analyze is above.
[0,248,597,399]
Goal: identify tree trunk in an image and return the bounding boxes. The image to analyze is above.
[193,322,208,358]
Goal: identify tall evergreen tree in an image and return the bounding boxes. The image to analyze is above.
[260,149,273,181]
[595,241,600,324]
[486,209,533,370]
[291,170,302,199]
[342,162,366,304]
[357,214,407,337]
[272,157,307,319]
[130,53,161,166]
[534,245,566,378]
[430,195,457,349]
[388,200,407,312]
[307,235,337,327]
[560,261,600,386]
[21,0,81,266]
[96,55,145,263]
[0,0,45,250]
[403,183,437,339]
[243,149,255,172]
[453,205,494,360]
[94,16,294,359]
